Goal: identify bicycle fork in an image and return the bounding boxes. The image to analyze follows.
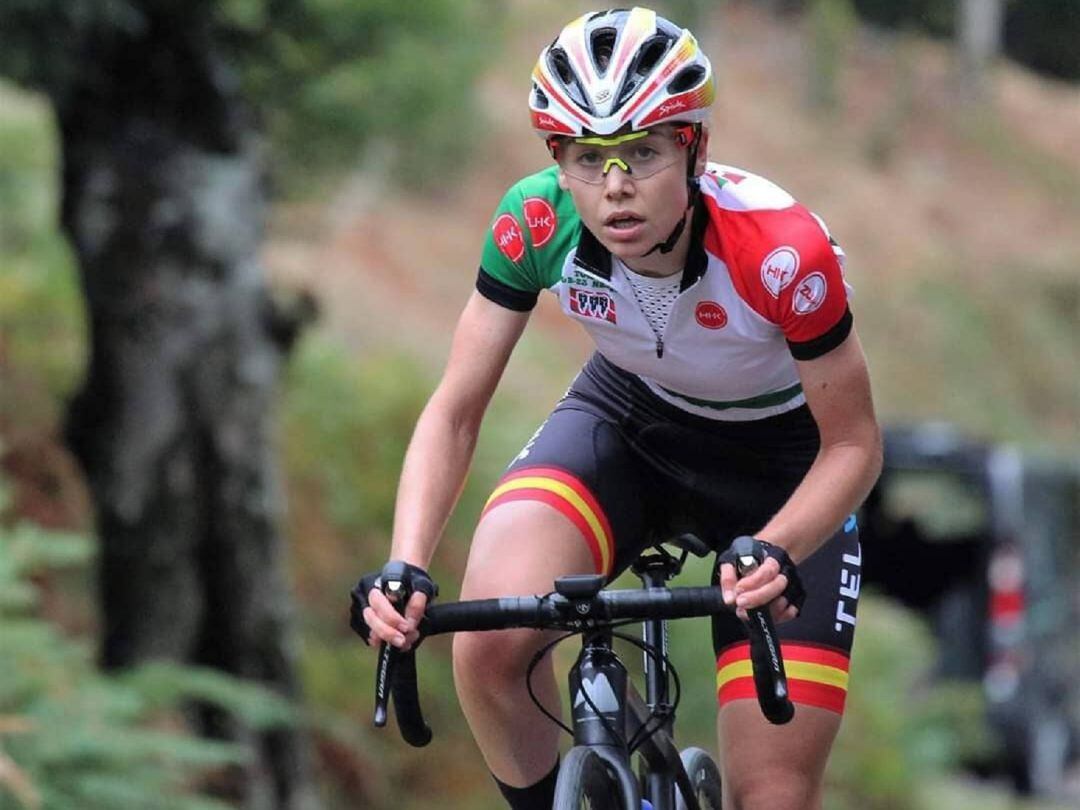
[569,633,641,806]
[568,626,698,809]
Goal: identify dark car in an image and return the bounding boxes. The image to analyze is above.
[859,423,1080,796]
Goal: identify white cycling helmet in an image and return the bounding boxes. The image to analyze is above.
[529,7,715,138]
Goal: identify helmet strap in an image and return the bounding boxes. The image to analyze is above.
[641,124,703,257]
[641,209,689,257]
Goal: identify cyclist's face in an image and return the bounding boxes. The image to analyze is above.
[556,126,708,275]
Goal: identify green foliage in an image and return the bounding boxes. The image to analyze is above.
[280,332,541,564]
[0,481,298,810]
[276,0,498,190]
[235,0,500,191]
[0,1,499,193]
[827,595,995,809]
[809,0,858,110]
[281,335,431,540]
[0,83,85,419]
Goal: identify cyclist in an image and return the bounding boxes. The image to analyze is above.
[352,7,882,809]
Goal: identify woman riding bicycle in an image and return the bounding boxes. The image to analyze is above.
[352,7,882,809]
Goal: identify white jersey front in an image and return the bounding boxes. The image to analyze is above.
[477,164,852,421]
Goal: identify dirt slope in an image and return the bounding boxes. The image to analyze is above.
[266,1,1080,440]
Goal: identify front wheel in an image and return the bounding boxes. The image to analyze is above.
[675,747,723,810]
[554,746,625,809]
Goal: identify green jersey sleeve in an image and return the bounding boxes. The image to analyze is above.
[477,166,578,311]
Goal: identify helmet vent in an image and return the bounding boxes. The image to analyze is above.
[590,28,617,74]
[615,35,674,106]
[550,49,574,85]
[637,37,671,75]
[669,65,705,93]
[532,85,550,109]
[548,48,592,111]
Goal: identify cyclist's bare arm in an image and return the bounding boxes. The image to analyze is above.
[364,291,530,649]
[720,328,882,617]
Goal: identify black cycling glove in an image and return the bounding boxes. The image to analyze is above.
[717,535,806,616]
[349,560,438,645]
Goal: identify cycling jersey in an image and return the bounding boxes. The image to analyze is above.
[477,164,852,421]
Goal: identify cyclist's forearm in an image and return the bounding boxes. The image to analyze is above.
[756,435,881,562]
[389,401,483,568]
[757,331,881,562]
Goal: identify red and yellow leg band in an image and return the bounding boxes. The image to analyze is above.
[716,642,850,715]
[482,466,615,577]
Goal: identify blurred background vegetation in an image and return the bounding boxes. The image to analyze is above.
[1,0,1078,808]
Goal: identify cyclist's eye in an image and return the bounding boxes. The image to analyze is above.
[575,150,603,166]
[632,145,660,161]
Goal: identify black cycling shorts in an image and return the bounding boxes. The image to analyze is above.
[482,352,861,713]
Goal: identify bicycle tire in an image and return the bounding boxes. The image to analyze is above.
[553,746,625,809]
[675,747,722,810]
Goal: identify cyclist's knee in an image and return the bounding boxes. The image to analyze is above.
[725,768,821,810]
[452,627,549,687]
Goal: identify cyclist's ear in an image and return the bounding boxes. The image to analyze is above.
[693,126,710,177]
[557,166,570,191]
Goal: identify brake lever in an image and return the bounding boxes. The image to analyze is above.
[732,536,794,724]
[373,642,396,728]
[371,563,434,745]
[372,562,410,729]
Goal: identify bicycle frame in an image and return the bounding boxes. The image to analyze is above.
[565,554,708,810]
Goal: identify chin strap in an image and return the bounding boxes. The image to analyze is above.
[641,207,689,257]
[640,124,704,258]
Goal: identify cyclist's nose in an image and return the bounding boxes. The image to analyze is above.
[602,162,634,197]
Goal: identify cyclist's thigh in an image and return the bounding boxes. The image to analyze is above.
[462,402,654,600]
[460,499,598,600]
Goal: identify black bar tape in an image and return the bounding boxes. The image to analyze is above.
[391,650,433,747]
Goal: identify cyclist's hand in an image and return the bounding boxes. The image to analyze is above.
[349,561,438,651]
[717,537,805,625]
[366,588,428,650]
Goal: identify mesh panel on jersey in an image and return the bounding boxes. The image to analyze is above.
[623,266,683,339]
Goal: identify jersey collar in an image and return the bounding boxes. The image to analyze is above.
[572,196,709,292]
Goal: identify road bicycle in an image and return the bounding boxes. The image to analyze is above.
[371,535,794,809]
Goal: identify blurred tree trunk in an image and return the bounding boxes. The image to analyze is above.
[957,0,1004,101]
[59,12,317,810]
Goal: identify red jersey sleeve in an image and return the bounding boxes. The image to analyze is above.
[713,201,852,360]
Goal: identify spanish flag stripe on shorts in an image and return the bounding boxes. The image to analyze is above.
[482,466,614,576]
[716,641,850,714]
